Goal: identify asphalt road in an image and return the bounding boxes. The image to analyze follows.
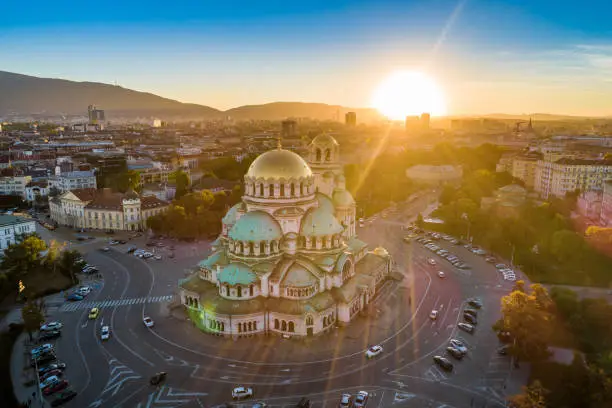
[37,195,525,408]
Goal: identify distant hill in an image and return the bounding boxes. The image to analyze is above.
[0,71,222,119]
[226,102,382,122]
[0,70,386,122]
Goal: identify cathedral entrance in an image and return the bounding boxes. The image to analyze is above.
[307,327,313,336]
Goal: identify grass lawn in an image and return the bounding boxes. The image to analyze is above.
[22,271,73,299]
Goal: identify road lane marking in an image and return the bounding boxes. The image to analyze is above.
[58,295,173,312]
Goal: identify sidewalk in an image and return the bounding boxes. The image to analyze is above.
[11,332,45,408]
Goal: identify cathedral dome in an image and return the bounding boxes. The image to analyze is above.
[315,192,335,214]
[229,211,283,242]
[222,202,243,225]
[246,149,312,180]
[333,189,355,207]
[219,262,257,285]
[310,134,339,146]
[300,206,344,237]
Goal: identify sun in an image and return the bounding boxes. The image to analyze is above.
[372,71,447,120]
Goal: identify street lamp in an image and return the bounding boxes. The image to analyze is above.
[461,213,471,243]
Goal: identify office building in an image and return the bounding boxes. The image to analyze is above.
[48,171,97,193]
[88,105,106,124]
[601,180,612,226]
[345,112,357,126]
[0,176,32,198]
[281,120,297,138]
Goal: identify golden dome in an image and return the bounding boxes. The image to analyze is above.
[246,149,312,180]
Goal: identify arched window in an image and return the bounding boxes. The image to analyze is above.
[249,285,254,297]
[323,316,327,327]
[237,286,242,297]
[238,323,242,333]
[248,322,252,331]
[290,184,295,197]
[225,284,230,295]
[316,148,322,161]
[280,184,285,197]
[249,242,254,255]
[269,184,274,197]
[281,321,287,331]
[259,184,264,196]
[300,183,304,196]
[325,149,331,161]
[274,319,279,329]
[271,241,277,253]
[342,261,351,283]
[254,321,257,331]
[288,321,295,332]
[306,315,313,326]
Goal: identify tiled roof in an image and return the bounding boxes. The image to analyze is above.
[85,193,123,210]
[69,188,98,202]
[141,195,169,209]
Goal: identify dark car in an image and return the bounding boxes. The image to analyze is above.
[51,389,77,406]
[38,363,66,375]
[463,313,477,325]
[43,380,69,396]
[66,293,84,301]
[446,346,465,360]
[118,240,127,244]
[127,246,137,253]
[296,397,311,408]
[40,369,64,381]
[467,298,483,309]
[463,309,478,318]
[150,372,167,385]
[31,352,57,367]
[433,356,454,371]
[497,345,511,355]
[498,331,513,343]
[39,330,62,341]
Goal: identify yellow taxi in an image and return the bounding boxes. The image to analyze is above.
[88,307,100,319]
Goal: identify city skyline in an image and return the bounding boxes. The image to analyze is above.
[2,0,612,116]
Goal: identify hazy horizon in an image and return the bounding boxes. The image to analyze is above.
[2,0,611,117]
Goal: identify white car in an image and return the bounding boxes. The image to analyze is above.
[232,386,253,400]
[102,247,110,252]
[427,258,436,266]
[154,254,162,260]
[437,271,446,278]
[495,264,508,270]
[429,310,438,320]
[40,322,63,332]
[354,391,369,407]
[101,326,110,340]
[77,286,92,296]
[143,317,154,327]
[365,345,383,359]
[449,339,468,353]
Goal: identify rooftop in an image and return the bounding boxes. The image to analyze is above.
[0,214,34,227]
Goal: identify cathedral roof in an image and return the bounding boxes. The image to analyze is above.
[332,188,355,207]
[281,262,320,288]
[300,206,343,237]
[228,210,283,242]
[315,192,335,214]
[218,262,257,286]
[347,237,368,254]
[222,202,243,225]
[310,134,339,146]
[198,250,229,269]
[246,148,312,180]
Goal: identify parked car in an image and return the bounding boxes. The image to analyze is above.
[485,256,496,263]
[31,344,53,358]
[429,310,439,320]
[433,356,454,371]
[449,339,468,353]
[296,397,312,408]
[39,330,61,341]
[40,322,63,332]
[40,369,64,381]
[437,271,446,278]
[51,389,77,406]
[365,345,383,359]
[467,298,483,309]
[458,322,475,333]
[232,386,254,400]
[354,391,369,407]
[463,309,478,318]
[446,346,465,360]
[463,313,477,325]
[31,352,57,367]
[339,393,353,407]
[497,345,510,355]
[39,375,61,389]
[38,363,66,376]
[43,380,69,396]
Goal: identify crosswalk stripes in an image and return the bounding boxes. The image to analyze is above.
[59,295,173,312]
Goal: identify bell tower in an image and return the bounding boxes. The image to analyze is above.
[307,134,342,197]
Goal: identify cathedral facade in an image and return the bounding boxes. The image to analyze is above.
[178,135,391,338]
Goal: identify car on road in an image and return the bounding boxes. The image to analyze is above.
[467,298,483,309]
[449,339,468,353]
[40,375,61,389]
[365,345,383,359]
[154,254,162,260]
[100,326,110,340]
[143,317,154,327]
[38,363,66,376]
[101,247,110,252]
[43,380,69,396]
[339,393,353,407]
[427,258,436,266]
[458,322,475,333]
[429,310,439,320]
[77,285,92,295]
[437,271,445,278]
[251,402,268,408]
[450,239,459,245]
[232,386,254,400]
[495,264,508,270]
[88,308,100,319]
[446,346,465,360]
[50,389,77,406]
[40,322,63,332]
[354,391,369,407]
[39,330,61,342]
[485,256,496,263]
[31,344,53,357]
[143,252,154,259]
[433,356,454,371]
[497,345,510,355]
[66,293,83,302]
[463,313,477,325]
[127,246,137,253]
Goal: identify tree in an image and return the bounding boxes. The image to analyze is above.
[416,213,424,228]
[550,229,584,264]
[174,170,190,199]
[57,249,83,284]
[22,299,45,341]
[493,284,554,361]
[508,380,548,408]
[0,234,47,279]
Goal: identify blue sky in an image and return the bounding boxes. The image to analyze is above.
[2,0,611,115]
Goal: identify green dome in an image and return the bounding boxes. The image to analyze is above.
[222,202,242,225]
[332,188,355,207]
[229,210,283,242]
[300,206,343,237]
[219,262,257,285]
[315,192,335,214]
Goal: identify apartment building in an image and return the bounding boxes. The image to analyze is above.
[511,152,542,189]
[49,188,169,231]
[48,171,97,193]
[601,180,612,227]
[24,181,49,203]
[0,176,32,198]
[534,158,612,199]
[0,215,37,253]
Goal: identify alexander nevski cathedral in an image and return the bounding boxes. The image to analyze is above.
[179,134,391,338]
